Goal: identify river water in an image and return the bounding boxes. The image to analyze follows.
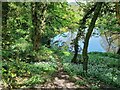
[51,29,118,53]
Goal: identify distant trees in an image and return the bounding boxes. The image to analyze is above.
[98,2,120,54]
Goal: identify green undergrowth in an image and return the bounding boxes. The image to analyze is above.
[2,46,120,89]
[62,51,120,88]
[2,46,59,88]
[2,61,58,88]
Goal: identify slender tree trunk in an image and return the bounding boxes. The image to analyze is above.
[116,1,120,25]
[71,3,97,63]
[71,36,79,63]
[115,1,120,54]
[104,32,112,52]
[117,47,120,54]
[82,2,103,73]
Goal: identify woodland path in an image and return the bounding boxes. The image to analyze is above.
[35,60,89,89]
[34,59,115,89]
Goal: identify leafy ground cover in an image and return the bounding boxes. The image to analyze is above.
[63,51,120,88]
[1,46,120,89]
[2,46,58,89]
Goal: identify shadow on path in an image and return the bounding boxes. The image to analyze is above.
[35,61,87,89]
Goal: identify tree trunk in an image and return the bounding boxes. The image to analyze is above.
[71,3,97,63]
[31,2,47,51]
[2,2,9,49]
[82,2,103,73]
[31,2,38,51]
[71,36,79,63]
[116,1,120,25]
[117,47,120,54]
[115,2,120,54]
[2,2,9,26]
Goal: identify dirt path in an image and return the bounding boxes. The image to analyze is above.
[34,60,116,89]
[35,61,86,89]
[40,70,80,88]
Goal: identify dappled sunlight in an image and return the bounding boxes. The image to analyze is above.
[2,1,120,89]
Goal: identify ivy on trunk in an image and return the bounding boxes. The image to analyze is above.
[82,2,103,73]
[31,2,47,51]
[71,3,97,63]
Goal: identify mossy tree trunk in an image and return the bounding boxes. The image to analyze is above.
[115,2,120,54]
[116,1,120,25]
[31,2,47,51]
[2,2,9,26]
[82,2,103,73]
[2,2,10,49]
[71,3,97,63]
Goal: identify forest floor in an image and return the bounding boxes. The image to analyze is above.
[34,59,115,89]
[35,61,86,89]
[2,48,120,89]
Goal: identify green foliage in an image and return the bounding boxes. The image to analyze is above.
[97,5,120,32]
[2,44,58,88]
[45,2,80,38]
[24,75,45,87]
[64,63,83,76]
[75,80,87,86]
[2,2,120,89]
[91,85,99,90]
[2,61,23,88]
[62,51,120,88]
[88,52,120,87]
[2,59,58,88]
[2,2,33,63]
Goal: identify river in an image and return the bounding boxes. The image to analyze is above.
[51,28,119,53]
